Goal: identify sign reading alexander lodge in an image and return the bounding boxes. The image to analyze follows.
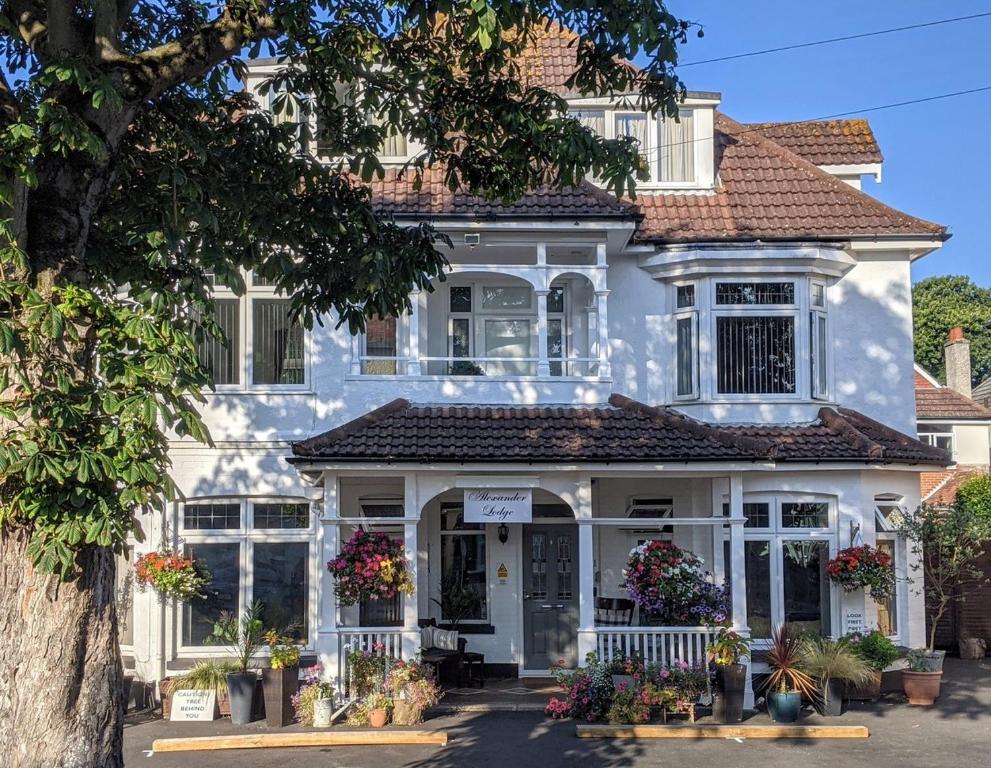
[464,488,533,523]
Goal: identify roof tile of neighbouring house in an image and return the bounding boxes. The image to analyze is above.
[922,466,989,505]
[290,395,949,465]
[916,386,991,420]
[745,119,883,166]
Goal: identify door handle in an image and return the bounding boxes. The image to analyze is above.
[540,604,553,609]
[554,604,564,609]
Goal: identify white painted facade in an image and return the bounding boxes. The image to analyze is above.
[122,66,944,701]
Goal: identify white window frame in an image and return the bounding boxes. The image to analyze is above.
[809,279,830,400]
[436,502,491,625]
[176,498,317,655]
[741,494,838,645]
[203,271,310,393]
[672,281,699,400]
[917,423,956,459]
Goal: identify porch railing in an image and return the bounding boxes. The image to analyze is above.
[594,626,719,668]
[336,628,405,699]
[358,354,600,377]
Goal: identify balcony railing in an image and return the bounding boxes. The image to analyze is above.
[358,355,601,378]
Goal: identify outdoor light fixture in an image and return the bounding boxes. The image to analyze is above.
[498,523,509,544]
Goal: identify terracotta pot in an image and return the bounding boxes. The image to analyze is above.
[846,670,882,701]
[903,670,942,706]
[368,708,389,728]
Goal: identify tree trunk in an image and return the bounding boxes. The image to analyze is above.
[0,528,124,768]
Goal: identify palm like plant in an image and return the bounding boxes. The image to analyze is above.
[763,625,818,697]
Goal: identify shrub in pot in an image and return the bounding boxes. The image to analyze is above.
[262,630,302,727]
[385,660,442,726]
[903,648,945,705]
[844,630,900,699]
[706,628,751,723]
[292,664,335,726]
[800,637,872,716]
[365,693,393,728]
[761,625,817,724]
[170,660,239,717]
[206,601,266,724]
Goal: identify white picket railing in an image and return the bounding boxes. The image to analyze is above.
[594,626,718,668]
[336,628,405,699]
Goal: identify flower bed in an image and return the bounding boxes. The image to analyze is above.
[621,541,728,625]
[826,545,894,601]
[327,530,414,606]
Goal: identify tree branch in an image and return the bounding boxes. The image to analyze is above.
[2,0,49,57]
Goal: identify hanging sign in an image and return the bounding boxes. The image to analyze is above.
[169,690,217,721]
[464,488,532,524]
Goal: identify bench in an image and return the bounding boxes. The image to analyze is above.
[419,619,468,687]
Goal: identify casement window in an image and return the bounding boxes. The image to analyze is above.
[195,272,306,390]
[179,499,313,648]
[438,503,488,622]
[363,317,399,375]
[809,281,829,400]
[660,109,695,183]
[674,283,699,399]
[917,423,954,456]
[737,495,836,641]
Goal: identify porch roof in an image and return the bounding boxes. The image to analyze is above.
[288,394,949,466]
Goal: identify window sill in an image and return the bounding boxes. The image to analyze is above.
[344,374,612,384]
[430,623,496,635]
[202,387,314,396]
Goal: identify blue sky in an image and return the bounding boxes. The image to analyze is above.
[663,0,991,286]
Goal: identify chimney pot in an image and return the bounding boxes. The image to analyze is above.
[948,326,966,343]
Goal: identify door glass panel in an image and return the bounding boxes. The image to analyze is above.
[184,543,239,645]
[745,541,772,639]
[876,539,897,636]
[782,540,831,635]
[530,533,548,600]
[556,535,573,600]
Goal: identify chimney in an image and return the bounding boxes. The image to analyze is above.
[945,326,972,398]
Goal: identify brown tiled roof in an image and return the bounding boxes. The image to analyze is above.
[290,395,949,465]
[633,114,945,243]
[746,120,882,166]
[922,466,988,505]
[370,169,636,219]
[916,386,991,420]
[915,369,937,389]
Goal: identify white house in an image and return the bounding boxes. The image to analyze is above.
[121,25,950,702]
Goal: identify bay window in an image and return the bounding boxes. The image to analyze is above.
[180,499,313,648]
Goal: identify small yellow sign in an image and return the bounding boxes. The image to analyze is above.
[497,563,509,580]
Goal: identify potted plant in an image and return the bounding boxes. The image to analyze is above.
[545,653,614,722]
[291,664,335,727]
[706,628,751,723]
[134,548,209,602]
[606,681,651,725]
[364,693,393,728]
[844,630,900,699]
[206,601,265,724]
[430,576,483,630]
[900,495,991,705]
[605,654,641,691]
[261,629,302,727]
[826,545,895,602]
[170,660,239,717]
[761,625,817,723]
[385,660,442,725]
[327,530,415,607]
[799,636,872,716]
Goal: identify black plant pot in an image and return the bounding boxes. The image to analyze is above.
[226,672,257,725]
[262,666,299,727]
[712,663,747,723]
[819,678,846,717]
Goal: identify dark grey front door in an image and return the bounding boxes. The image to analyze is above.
[523,525,578,670]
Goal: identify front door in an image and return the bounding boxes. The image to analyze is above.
[523,525,578,670]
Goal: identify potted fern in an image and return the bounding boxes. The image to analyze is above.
[800,636,872,716]
[761,625,817,723]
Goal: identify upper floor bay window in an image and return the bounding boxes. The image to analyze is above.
[673,278,830,401]
[196,272,307,390]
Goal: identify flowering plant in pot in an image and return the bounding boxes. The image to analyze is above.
[292,665,335,727]
[134,548,209,601]
[328,530,414,606]
[346,644,391,700]
[363,693,393,728]
[261,629,302,727]
[843,630,900,699]
[799,636,872,716]
[706,628,751,723]
[385,660,442,725]
[621,541,729,625]
[205,601,266,724]
[761,625,817,723]
[825,545,895,601]
[606,681,652,725]
[605,653,643,690]
[545,653,613,721]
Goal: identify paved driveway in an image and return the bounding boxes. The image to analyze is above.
[125,658,990,767]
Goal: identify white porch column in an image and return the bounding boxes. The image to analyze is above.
[349,331,362,375]
[406,289,422,376]
[576,474,596,665]
[316,473,341,688]
[727,472,753,708]
[595,289,611,378]
[536,289,551,377]
[402,473,421,659]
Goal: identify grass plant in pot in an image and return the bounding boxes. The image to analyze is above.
[207,601,265,724]
[706,628,751,723]
[170,660,239,717]
[800,637,872,716]
[844,630,900,700]
[762,625,817,724]
[261,629,301,727]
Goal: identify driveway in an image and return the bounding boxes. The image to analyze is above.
[125,658,990,767]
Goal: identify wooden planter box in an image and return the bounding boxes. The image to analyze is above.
[262,667,299,727]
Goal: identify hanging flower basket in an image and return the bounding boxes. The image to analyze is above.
[328,530,415,606]
[134,550,209,602]
[622,541,728,626]
[826,545,894,601]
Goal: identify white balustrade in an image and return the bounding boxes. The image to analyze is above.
[336,628,405,699]
[594,627,718,669]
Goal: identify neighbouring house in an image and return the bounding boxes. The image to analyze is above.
[120,24,951,706]
[915,329,991,651]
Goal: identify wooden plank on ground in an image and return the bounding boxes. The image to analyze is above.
[576,724,869,740]
[152,730,448,753]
